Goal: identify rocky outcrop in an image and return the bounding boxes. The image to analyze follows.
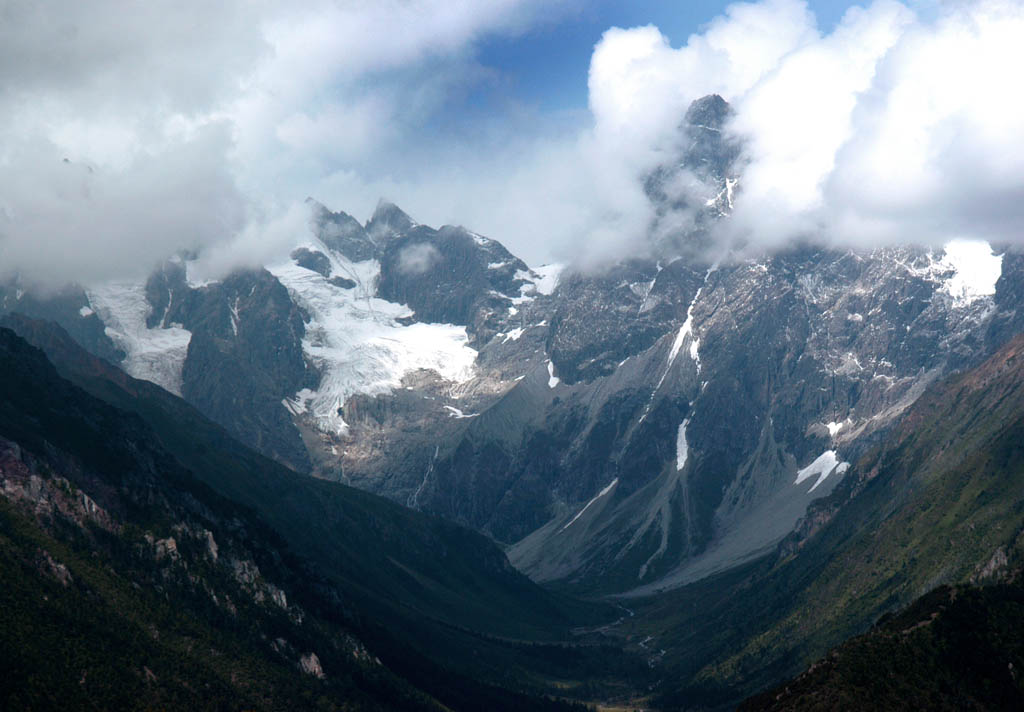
[290,247,333,278]
[178,268,316,472]
[377,223,530,332]
[310,199,378,263]
[299,652,325,678]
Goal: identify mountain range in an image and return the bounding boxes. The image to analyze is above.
[3,95,1024,710]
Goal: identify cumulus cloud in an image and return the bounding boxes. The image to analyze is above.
[0,0,577,286]
[3,0,1023,288]
[817,0,1024,247]
[315,0,1024,269]
[582,0,1024,259]
[587,0,816,152]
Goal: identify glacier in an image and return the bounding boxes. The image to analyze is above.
[86,281,192,396]
[269,238,477,435]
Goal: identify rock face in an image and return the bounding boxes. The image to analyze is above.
[0,282,123,364]
[6,96,1023,598]
[299,652,325,678]
[377,223,530,330]
[145,263,316,471]
[310,199,378,263]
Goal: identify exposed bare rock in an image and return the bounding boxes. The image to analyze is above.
[299,652,325,678]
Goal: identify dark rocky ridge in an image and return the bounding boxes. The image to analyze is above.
[0,281,123,363]
[184,270,315,472]
[143,261,316,471]
[365,199,417,240]
[309,199,378,263]
[547,258,705,384]
[377,224,531,333]
[645,92,742,256]
[290,247,333,277]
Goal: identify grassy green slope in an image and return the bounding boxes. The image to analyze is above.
[739,577,1024,711]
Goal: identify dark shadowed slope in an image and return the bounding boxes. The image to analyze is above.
[740,575,1024,711]
[616,333,1024,710]
[0,320,625,710]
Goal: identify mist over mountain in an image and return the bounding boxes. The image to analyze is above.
[4,0,1024,288]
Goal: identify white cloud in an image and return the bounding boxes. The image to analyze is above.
[3,0,1024,288]
[587,0,816,152]
[0,0,267,116]
[397,243,441,275]
[0,125,245,287]
[818,0,1024,247]
[582,0,1024,257]
[263,0,1024,269]
[0,0,578,286]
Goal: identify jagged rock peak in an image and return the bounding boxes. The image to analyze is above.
[306,197,363,232]
[684,94,732,131]
[678,93,741,186]
[304,195,327,212]
[366,198,416,237]
[307,197,376,262]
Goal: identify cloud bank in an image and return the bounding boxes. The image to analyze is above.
[0,0,577,286]
[2,0,1023,287]
[584,0,1024,259]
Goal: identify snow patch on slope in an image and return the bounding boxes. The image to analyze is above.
[676,419,690,471]
[561,478,618,532]
[512,264,564,304]
[639,264,717,424]
[794,450,850,492]
[547,360,560,388]
[270,240,477,435]
[282,388,316,416]
[500,327,524,343]
[443,405,478,419]
[531,263,563,295]
[86,282,192,396]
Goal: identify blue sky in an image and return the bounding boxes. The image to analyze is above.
[475,0,862,112]
[420,0,873,155]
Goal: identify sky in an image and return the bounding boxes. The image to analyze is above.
[476,0,858,112]
[1,0,1022,286]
